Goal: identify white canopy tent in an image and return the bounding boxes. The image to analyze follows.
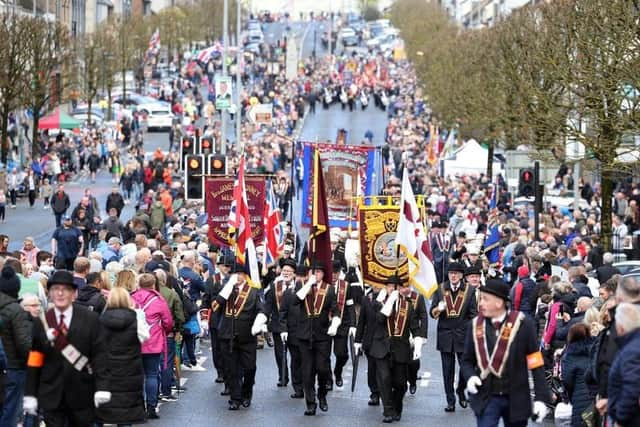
[441,139,504,178]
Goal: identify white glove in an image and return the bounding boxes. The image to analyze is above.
[414,336,424,348]
[251,313,268,336]
[348,327,357,338]
[532,401,548,423]
[327,316,342,336]
[354,342,362,355]
[219,275,237,300]
[376,288,387,303]
[380,290,399,317]
[281,332,288,342]
[466,376,482,395]
[412,343,422,360]
[94,391,112,407]
[296,277,315,300]
[23,396,38,415]
[437,301,446,312]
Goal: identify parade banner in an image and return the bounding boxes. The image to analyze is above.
[301,143,380,229]
[206,176,265,247]
[214,75,232,110]
[358,206,408,288]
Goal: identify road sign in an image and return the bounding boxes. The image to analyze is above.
[247,104,273,125]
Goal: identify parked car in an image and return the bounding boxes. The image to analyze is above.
[613,261,640,275]
[70,111,104,127]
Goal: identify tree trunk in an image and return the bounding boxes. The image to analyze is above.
[600,168,614,252]
[1,107,9,166]
[486,139,494,180]
[32,111,40,159]
[107,89,112,121]
[87,98,93,127]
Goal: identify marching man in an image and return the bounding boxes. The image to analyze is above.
[215,263,267,410]
[461,278,550,426]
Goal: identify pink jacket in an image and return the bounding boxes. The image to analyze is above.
[131,288,173,355]
[543,301,562,346]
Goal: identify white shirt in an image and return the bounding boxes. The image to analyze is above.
[491,311,507,325]
[54,305,73,329]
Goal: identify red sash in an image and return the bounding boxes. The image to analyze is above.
[225,283,251,318]
[304,281,329,317]
[472,311,524,379]
[442,283,468,317]
[45,309,69,351]
[513,282,524,311]
[387,297,409,337]
[275,281,286,311]
[333,279,348,318]
[408,290,419,309]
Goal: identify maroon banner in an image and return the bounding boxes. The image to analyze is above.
[206,176,265,247]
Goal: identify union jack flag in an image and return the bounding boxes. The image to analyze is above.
[263,180,285,267]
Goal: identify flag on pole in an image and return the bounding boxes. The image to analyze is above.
[145,28,160,62]
[440,128,457,160]
[395,168,438,298]
[483,180,501,265]
[263,179,285,268]
[309,148,333,280]
[228,156,261,287]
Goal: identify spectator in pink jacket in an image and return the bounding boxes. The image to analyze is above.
[131,273,173,420]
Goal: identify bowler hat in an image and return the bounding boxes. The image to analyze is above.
[46,270,76,289]
[465,265,482,277]
[310,260,325,273]
[386,274,404,286]
[281,258,296,270]
[231,262,247,275]
[295,264,309,276]
[479,278,510,301]
[448,262,465,273]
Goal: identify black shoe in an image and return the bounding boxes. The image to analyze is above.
[160,393,178,402]
[228,400,240,410]
[335,376,343,387]
[215,376,225,383]
[458,396,469,409]
[266,334,274,347]
[304,403,317,416]
[368,394,380,406]
[146,407,159,419]
[383,416,394,423]
[409,384,417,395]
[241,398,251,408]
[444,404,455,412]
[277,380,288,387]
[290,391,304,399]
[326,382,333,391]
[393,414,402,421]
[318,396,328,412]
[172,385,187,392]
[220,387,231,396]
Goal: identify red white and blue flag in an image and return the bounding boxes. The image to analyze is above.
[228,156,261,287]
[145,29,160,62]
[263,180,285,268]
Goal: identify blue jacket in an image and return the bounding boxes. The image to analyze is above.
[510,277,537,317]
[178,267,206,302]
[562,338,595,427]
[608,329,640,426]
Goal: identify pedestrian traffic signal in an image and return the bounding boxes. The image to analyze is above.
[185,154,204,200]
[519,168,534,197]
[201,138,213,156]
[208,154,227,175]
[180,137,195,170]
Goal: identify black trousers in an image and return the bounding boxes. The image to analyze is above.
[288,340,303,394]
[332,334,349,378]
[299,339,331,406]
[210,328,225,379]
[42,404,94,427]
[220,338,257,403]
[366,353,379,397]
[440,351,466,405]
[273,332,289,383]
[375,356,408,417]
[408,358,420,386]
[28,190,36,206]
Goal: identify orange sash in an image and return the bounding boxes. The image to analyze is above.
[442,283,468,317]
[304,281,328,318]
[387,297,409,337]
[472,311,523,379]
[225,283,251,318]
[333,279,348,318]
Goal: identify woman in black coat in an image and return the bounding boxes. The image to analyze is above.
[95,287,146,426]
[561,323,595,427]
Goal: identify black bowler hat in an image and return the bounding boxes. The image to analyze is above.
[479,278,510,301]
[281,258,296,270]
[465,265,482,277]
[386,274,404,286]
[231,262,247,274]
[295,264,309,276]
[332,259,342,272]
[47,270,77,290]
[310,261,325,273]
[448,262,465,273]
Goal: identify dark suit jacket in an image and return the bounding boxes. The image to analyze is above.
[265,279,293,334]
[26,303,107,411]
[430,281,477,353]
[355,291,377,353]
[369,295,419,363]
[216,284,265,343]
[293,281,338,342]
[279,284,301,345]
[461,313,550,422]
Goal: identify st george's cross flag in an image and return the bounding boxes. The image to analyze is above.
[395,168,438,298]
[228,156,261,287]
[263,179,285,268]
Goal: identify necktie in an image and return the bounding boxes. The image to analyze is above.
[493,321,501,331]
[58,313,68,336]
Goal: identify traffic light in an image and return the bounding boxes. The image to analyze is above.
[185,154,204,200]
[519,168,534,197]
[208,154,227,175]
[180,137,195,170]
[201,137,213,156]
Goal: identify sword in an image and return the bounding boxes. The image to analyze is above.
[349,334,360,393]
